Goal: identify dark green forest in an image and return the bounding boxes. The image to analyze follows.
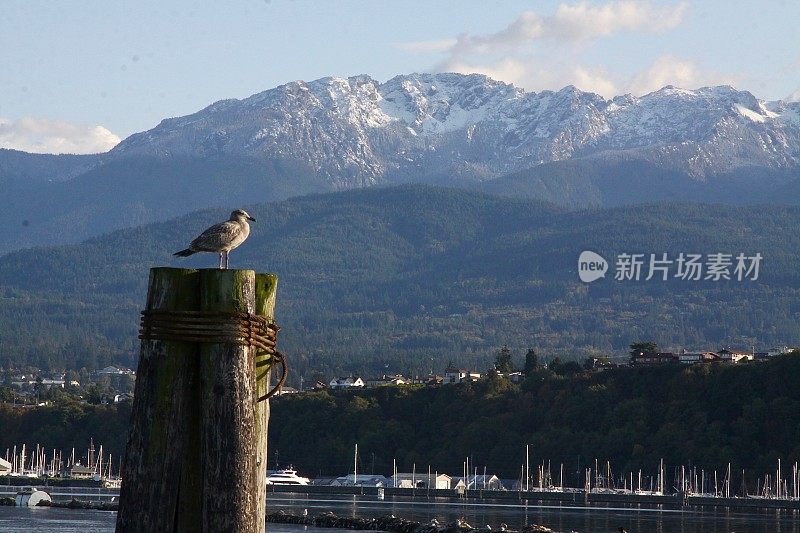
[269,355,800,491]
[2,185,800,382]
[478,157,800,207]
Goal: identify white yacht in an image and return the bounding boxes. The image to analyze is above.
[266,466,311,485]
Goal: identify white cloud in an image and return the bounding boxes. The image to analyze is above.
[450,12,544,55]
[0,117,120,154]
[571,66,619,97]
[787,89,800,102]
[446,0,687,59]
[629,55,699,94]
[441,58,530,88]
[413,2,737,99]
[547,1,687,41]
[438,57,620,98]
[629,55,736,95]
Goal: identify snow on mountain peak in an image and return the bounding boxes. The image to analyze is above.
[112,73,800,185]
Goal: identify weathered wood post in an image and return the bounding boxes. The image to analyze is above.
[116,267,278,533]
[255,273,278,526]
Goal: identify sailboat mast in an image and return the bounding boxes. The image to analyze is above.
[525,445,529,491]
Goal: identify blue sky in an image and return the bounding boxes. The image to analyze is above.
[1,0,798,153]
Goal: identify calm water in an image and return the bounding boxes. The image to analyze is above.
[0,508,347,533]
[0,507,116,533]
[1,494,799,532]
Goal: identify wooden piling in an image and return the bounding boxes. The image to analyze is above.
[116,267,277,533]
[255,273,278,531]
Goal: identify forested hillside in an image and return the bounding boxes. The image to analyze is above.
[2,185,800,380]
[478,157,800,207]
[0,155,327,254]
[269,355,800,488]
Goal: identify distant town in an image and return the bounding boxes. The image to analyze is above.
[283,344,797,395]
[0,365,134,406]
[1,343,796,404]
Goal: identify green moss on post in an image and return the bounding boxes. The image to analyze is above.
[117,267,278,533]
[255,273,278,532]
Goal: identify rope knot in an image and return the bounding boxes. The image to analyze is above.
[138,309,287,401]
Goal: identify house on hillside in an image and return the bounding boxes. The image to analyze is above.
[365,374,406,387]
[9,375,69,389]
[329,377,365,389]
[406,374,444,385]
[10,374,36,388]
[443,365,467,384]
[717,349,753,363]
[444,364,481,384]
[678,351,719,364]
[753,348,788,360]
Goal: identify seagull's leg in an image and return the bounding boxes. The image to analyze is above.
[225,251,229,269]
[219,252,224,270]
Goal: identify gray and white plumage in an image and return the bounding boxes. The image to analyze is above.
[174,209,255,269]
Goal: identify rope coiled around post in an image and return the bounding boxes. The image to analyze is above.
[138,309,287,401]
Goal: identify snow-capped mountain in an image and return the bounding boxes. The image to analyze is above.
[3,73,800,257]
[113,73,800,187]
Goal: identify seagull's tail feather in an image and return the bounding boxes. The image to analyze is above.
[173,248,197,257]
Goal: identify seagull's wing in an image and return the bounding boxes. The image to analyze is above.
[190,221,243,252]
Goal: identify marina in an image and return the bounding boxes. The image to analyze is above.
[2,492,799,533]
[1,441,121,489]
[2,450,799,511]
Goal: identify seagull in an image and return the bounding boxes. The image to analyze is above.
[173,209,255,269]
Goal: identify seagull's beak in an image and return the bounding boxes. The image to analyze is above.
[248,216,256,222]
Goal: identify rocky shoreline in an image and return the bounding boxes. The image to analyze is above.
[36,498,118,511]
[267,510,552,533]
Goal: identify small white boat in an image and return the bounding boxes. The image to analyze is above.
[15,487,51,507]
[266,466,311,485]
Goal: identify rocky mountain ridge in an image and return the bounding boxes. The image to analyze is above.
[112,73,800,186]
